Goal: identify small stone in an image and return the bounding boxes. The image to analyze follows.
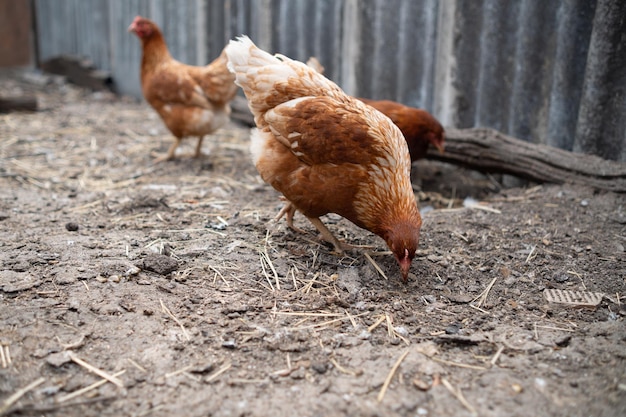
[125,266,141,276]
[65,222,79,231]
[222,340,236,349]
[358,330,371,340]
[423,295,437,304]
[46,351,71,367]
[311,361,328,374]
[413,378,431,391]
[445,323,461,335]
[555,335,571,347]
[394,326,409,337]
[580,199,589,207]
[139,254,178,276]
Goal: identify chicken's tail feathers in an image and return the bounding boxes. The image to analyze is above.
[225,35,345,120]
[225,35,280,84]
[225,36,260,71]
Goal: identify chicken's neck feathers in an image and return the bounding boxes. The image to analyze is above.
[141,32,172,73]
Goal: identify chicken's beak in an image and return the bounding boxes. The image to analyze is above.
[435,140,445,154]
[128,16,141,33]
[397,249,412,283]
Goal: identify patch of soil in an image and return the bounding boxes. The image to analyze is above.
[1,70,625,417]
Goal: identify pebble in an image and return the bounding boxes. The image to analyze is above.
[125,266,141,276]
[222,340,237,349]
[394,326,409,337]
[46,351,71,367]
[445,323,462,335]
[311,361,328,374]
[423,294,437,304]
[65,222,79,231]
[139,254,178,275]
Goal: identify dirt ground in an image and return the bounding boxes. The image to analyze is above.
[0,70,625,417]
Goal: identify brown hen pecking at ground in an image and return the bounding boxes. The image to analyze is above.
[226,36,422,282]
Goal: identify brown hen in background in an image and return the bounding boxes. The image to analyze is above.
[128,16,237,162]
[359,99,444,162]
[305,57,444,162]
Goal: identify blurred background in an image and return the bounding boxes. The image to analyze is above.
[1,0,625,161]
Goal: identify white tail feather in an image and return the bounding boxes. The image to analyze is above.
[225,35,344,121]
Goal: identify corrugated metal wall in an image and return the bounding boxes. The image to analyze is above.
[33,0,626,161]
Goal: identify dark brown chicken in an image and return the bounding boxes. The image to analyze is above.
[359,99,445,162]
[305,57,445,162]
[128,16,237,162]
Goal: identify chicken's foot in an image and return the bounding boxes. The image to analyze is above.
[306,217,358,254]
[154,138,181,163]
[274,201,307,234]
[276,202,364,254]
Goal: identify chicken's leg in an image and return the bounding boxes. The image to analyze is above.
[154,137,181,163]
[274,201,307,234]
[306,217,354,254]
[194,136,204,158]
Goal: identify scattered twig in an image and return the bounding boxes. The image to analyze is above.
[525,245,536,263]
[452,231,469,242]
[330,358,361,377]
[367,314,387,333]
[57,370,126,403]
[0,345,7,369]
[566,270,586,290]
[259,249,280,291]
[287,312,369,331]
[57,334,86,350]
[468,303,489,314]
[441,377,478,416]
[205,363,232,383]
[384,312,409,345]
[67,352,124,388]
[345,309,358,329]
[364,252,388,280]
[275,312,345,317]
[377,349,410,403]
[165,364,195,379]
[0,377,46,416]
[127,358,147,373]
[490,345,505,366]
[471,276,498,308]
[431,357,487,371]
[535,325,576,332]
[160,299,191,341]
